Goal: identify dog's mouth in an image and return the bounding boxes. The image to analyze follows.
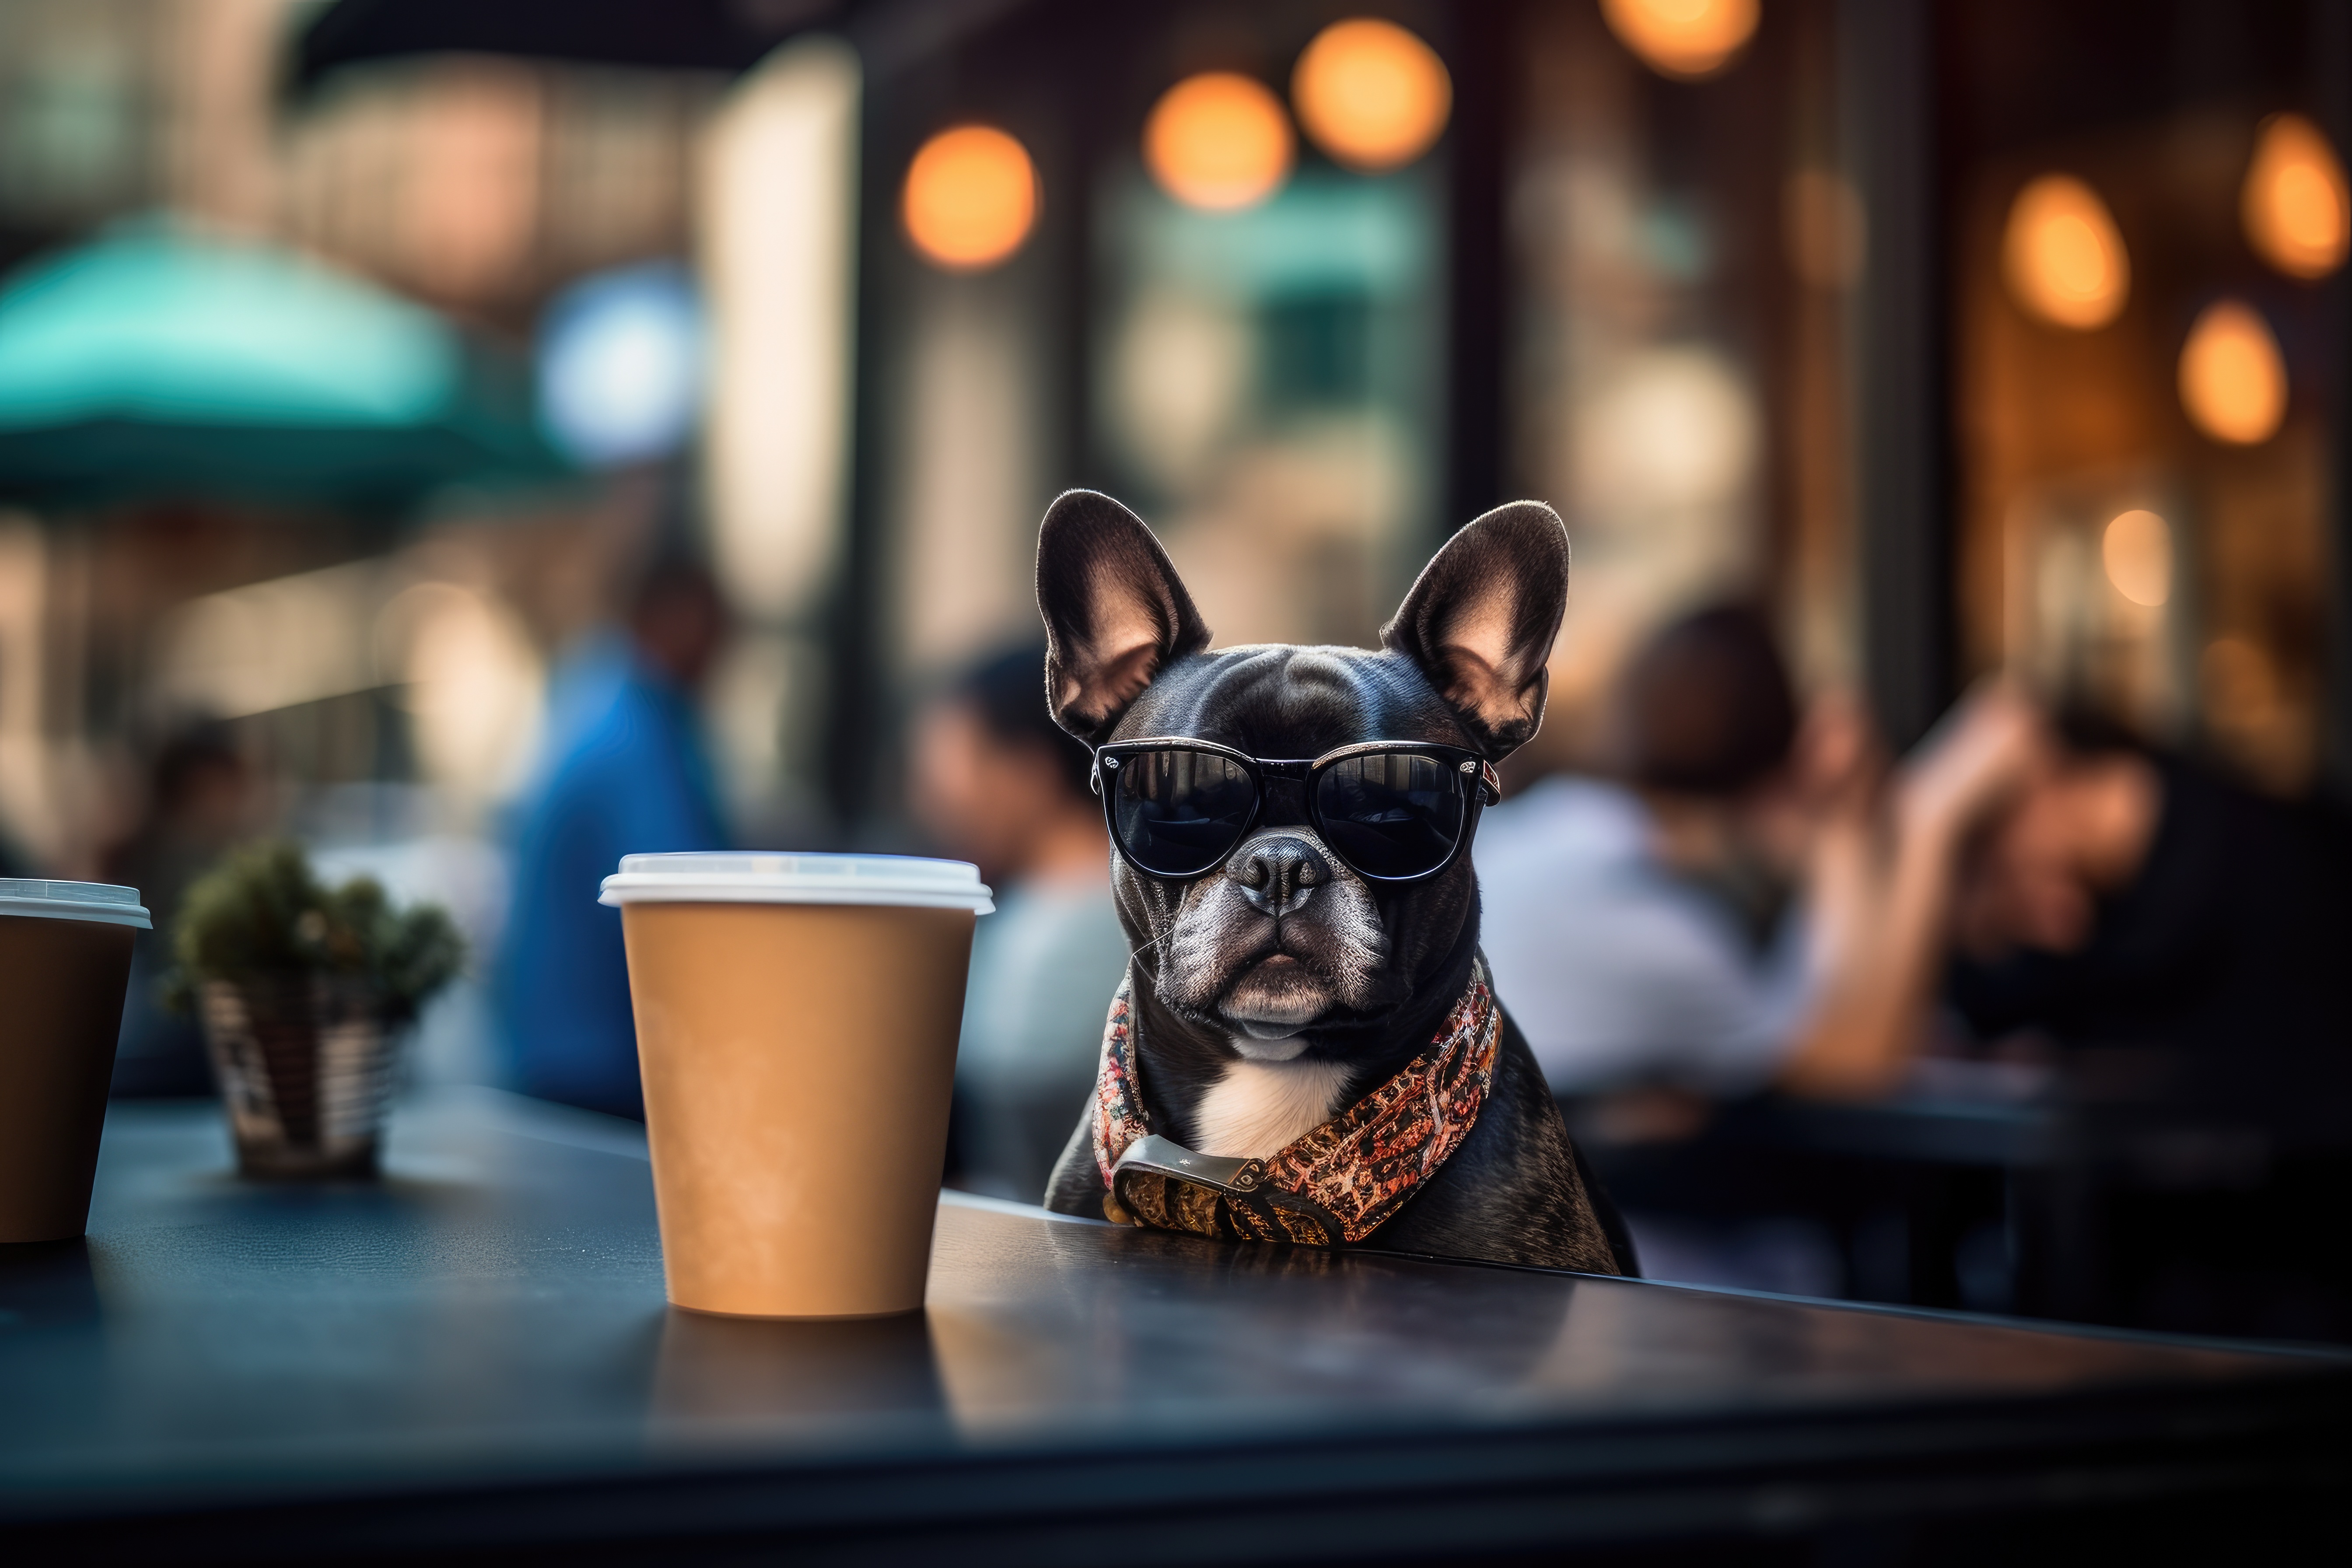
[1218,953,1336,1041]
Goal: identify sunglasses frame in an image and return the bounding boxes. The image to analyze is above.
[1090,736,1503,886]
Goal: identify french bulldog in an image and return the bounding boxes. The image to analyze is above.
[1037,490,1631,1274]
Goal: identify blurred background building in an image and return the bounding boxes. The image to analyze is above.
[0,0,2344,1321]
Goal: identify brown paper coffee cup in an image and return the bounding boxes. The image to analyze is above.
[0,880,150,1243]
[603,854,991,1318]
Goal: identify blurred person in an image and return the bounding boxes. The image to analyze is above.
[1932,700,2352,1339]
[1478,607,1844,1095]
[1477,606,2027,1102]
[909,642,1128,1202]
[102,724,258,1097]
[1753,685,2352,1099]
[494,556,730,1119]
[1473,610,2032,1298]
[1942,703,2352,1078]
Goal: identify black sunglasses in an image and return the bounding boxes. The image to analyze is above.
[1091,738,1502,885]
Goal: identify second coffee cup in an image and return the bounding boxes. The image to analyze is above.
[601,853,992,1318]
[0,880,150,1243]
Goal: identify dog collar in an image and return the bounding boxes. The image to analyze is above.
[1088,961,1501,1247]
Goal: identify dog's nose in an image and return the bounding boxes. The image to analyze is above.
[1229,834,1328,917]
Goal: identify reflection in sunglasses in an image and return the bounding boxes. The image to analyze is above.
[1107,744,1480,883]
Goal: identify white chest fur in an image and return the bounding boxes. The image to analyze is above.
[1192,1058,1354,1158]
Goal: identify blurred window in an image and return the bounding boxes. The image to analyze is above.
[1950,7,2342,795]
[1096,168,1442,649]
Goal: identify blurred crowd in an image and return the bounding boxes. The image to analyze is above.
[1485,606,2352,1105]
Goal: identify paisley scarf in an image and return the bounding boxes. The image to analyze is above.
[1087,960,1500,1247]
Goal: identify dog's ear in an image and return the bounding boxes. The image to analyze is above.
[1382,501,1570,759]
[1036,490,1211,742]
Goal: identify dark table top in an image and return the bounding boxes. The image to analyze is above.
[5,1091,2345,1564]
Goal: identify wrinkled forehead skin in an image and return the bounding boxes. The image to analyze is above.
[1108,644,1473,755]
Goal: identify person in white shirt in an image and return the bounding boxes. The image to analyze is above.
[1480,607,2036,1102]
[1479,774,1816,1095]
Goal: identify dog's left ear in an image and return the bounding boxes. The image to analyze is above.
[1382,501,1570,760]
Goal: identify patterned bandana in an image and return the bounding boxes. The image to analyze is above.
[1087,960,1500,1247]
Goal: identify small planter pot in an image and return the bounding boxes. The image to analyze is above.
[198,976,402,1179]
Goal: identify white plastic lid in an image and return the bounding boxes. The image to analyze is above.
[0,878,153,930]
[599,853,994,914]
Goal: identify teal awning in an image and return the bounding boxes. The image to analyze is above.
[0,225,568,513]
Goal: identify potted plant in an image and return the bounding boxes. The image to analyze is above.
[168,842,463,1178]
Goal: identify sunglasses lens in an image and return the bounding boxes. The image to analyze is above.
[1314,752,1466,880]
[1110,749,1256,877]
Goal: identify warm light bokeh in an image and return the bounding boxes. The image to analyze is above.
[901,125,1038,271]
[1598,0,1760,81]
[2242,112,2349,280]
[2001,173,2130,329]
[2178,299,2287,445]
[1291,19,1452,173]
[1145,72,1294,211]
[2101,509,2172,608]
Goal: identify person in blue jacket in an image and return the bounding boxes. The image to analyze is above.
[496,557,731,1118]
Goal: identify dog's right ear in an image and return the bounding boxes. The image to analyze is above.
[1036,490,1211,742]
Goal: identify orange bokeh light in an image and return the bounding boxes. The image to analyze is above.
[902,125,1037,271]
[2243,112,2349,280]
[1144,72,1294,212]
[1599,0,1760,81]
[2002,174,2130,330]
[2179,299,2287,446]
[1291,18,1452,173]
[2101,510,2172,608]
